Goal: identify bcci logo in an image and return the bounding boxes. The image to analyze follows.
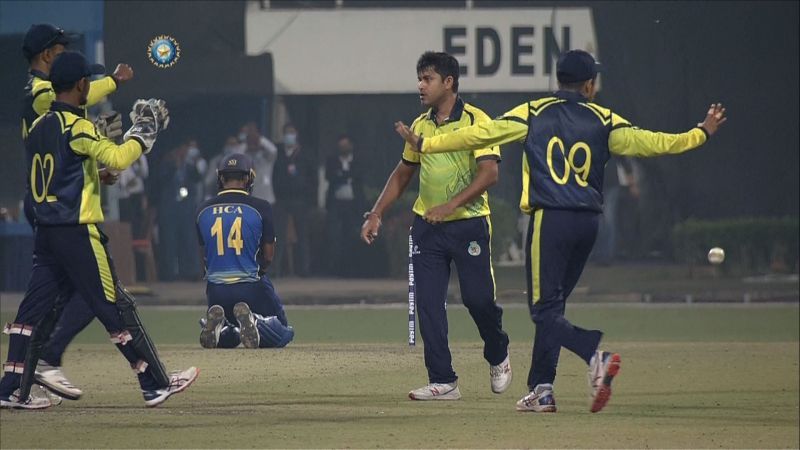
[147,35,180,68]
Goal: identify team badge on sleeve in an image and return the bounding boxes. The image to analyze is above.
[147,35,180,68]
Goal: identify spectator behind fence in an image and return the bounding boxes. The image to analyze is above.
[594,157,638,264]
[185,138,208,200]
[204,136,241,199]
[272,123,313,277]
[324,134,366,276]
[242,122,278,204]
[118,155,149,280]
[152,142,201,281]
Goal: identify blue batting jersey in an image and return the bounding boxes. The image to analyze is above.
[195,189,275,284]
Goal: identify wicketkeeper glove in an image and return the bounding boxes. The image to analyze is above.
[123,99,170,154]
[93,111,123,141]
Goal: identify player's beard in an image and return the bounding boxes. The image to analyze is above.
[79,79,89,105]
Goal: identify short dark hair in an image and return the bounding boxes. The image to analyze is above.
[417,51,460,93]
[220,171,248,184]
[52,80,78,94]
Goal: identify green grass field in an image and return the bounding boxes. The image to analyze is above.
[1,305,798,448]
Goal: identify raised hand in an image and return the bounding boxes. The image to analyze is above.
[698,103,727,136]
[394,121,421,150]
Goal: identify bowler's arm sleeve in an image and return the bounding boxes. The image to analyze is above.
[608,112,708,157]
[86,76,118,107]
[31,78,55,116]
[470,108,501,162]
[69,118,142,170]
[420,103,529,154]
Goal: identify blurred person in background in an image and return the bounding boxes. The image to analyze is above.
[273,123,313,277]
[152,141,201,281]
[185,138,208,200]
[241,122,278,204]
[118,156,149,280]
[324,134,366,276]
[204,136,242,199]
[594,157,638,264]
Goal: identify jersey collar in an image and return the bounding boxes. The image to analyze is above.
[427,96,465,125]
[29,69,49,81]
[218,189,250,195]
[50,101,85,116]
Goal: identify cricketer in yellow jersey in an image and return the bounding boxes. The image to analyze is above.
[14,23,132,406]
[0,51,198,410]
[397,50,727,413]
[362,52,511,401]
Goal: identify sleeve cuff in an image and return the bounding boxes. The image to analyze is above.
[401,158,420,166]
[696,126,710,140]
[129,136,146,152]
[476,155,501,163]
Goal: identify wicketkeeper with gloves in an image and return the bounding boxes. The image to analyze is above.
[0,51,199,410]
[12,23,136,407]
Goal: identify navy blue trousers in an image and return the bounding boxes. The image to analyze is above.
[0,224,162,397]
[40,294,96,366]
[20,214,96,369]
[525,209,603,389]
[412,215,509,384]
[206,276,289,327]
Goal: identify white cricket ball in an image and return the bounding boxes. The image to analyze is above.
[708,247,725,265]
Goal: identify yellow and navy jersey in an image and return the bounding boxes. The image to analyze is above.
[402,97,500,221]
[420,90,709,213]
[195,190,276,284]
[25,101,143,225]
[21,69,117,139]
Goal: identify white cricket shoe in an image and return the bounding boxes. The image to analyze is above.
[35,360,82,400]
[516,383,557,412]
[408,382,461,400]
[143,367,199,407]
[200,305,225,349]
[32,384,63,406]
[234,302,260,349]
[0,388,52,410]
[490,355,512,394]
[588,350,621,413]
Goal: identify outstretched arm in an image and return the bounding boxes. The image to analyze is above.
[610,103,727,157]
[69,119,143,170]
[395,103,530,154]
